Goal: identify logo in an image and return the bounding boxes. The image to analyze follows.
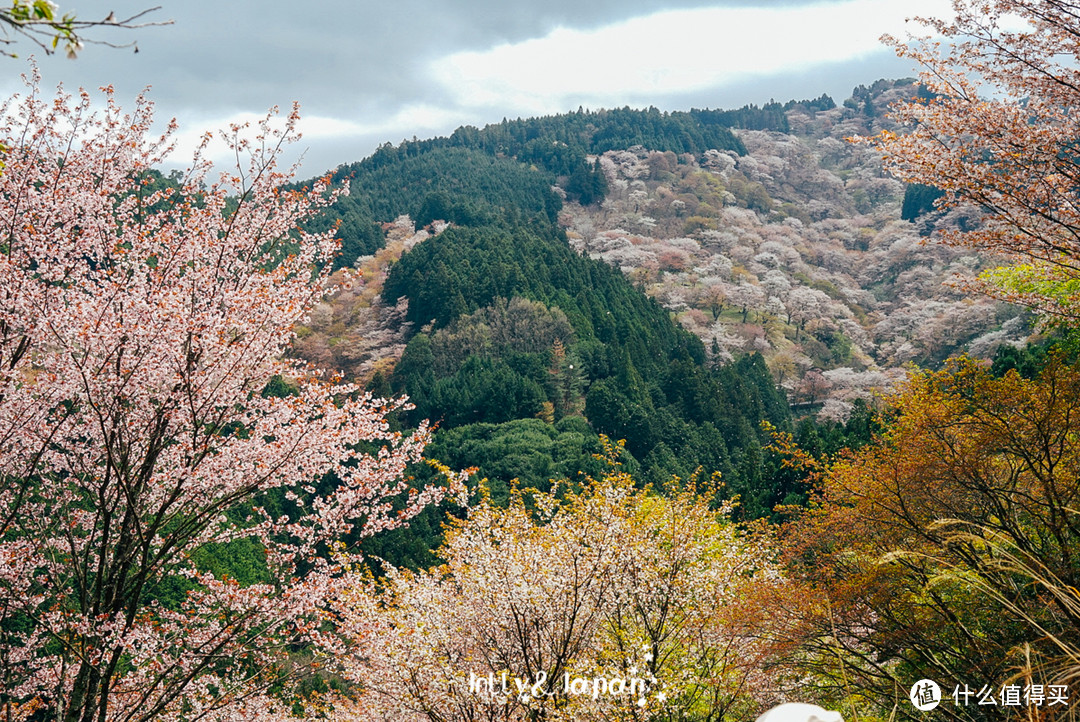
[910,679,941,711]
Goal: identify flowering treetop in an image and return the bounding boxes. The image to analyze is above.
[0,70,462,722]
[864,0,1080,323]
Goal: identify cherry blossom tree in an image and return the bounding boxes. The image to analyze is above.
[867,0,1080,323]
[331,457,782,721]
[0,74,459,722]
[795,370,832,407]
[698,280,728,320]
[727,283,766,324]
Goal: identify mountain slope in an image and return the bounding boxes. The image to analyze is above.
[292,81,1025,562]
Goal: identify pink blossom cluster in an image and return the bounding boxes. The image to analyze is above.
[0,71,459,722]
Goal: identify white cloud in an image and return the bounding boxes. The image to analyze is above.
[9,0,961,175]
[430,0,953,115]
[166,103,470,168]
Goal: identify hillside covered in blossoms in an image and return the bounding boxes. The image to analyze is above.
[2,1,1077,720]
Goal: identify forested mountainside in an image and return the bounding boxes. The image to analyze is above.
[558,78,1025,420]
[292,108,809,542]
[290,81,1022,563]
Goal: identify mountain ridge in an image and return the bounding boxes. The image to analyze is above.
[289,79,1025,557]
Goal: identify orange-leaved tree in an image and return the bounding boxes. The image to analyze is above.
[778,356,1080,720]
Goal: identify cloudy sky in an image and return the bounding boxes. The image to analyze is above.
[4,0,952,175]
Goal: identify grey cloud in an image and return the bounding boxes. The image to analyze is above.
[5,0,920,175]
[17,0,830,115]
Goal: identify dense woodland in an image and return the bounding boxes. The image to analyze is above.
[291,79,1022,550]
[290,97,953,554]
[290,109,806,566]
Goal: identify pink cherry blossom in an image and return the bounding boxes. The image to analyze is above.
[0,70,461,722]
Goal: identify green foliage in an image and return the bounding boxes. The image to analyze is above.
[380,215,789,513]
[581,106,746,155]
[426,296,574,376]
[300,195,385,270]
[334,146,563,225]
[725,174,773,213]
[799,327,855,368]
[900,182,945,221]
[990,330,1080,379]
[360,417,612,570]
[434,105,746,161]
[355,493,447,572]
[306,106,746,224]
[428,418,609,500]
[189,538,271,586]
[564,157,607,205]
[787,93,838,113]
[261,374,299,398]
[141,538,271,611]
[750,400,886,520]
[290,103,803,566]
[980,263,1080,327]
[425,355,548,426]
[794,398,883,456]
[383,222,702,375]
[689,95,835,133]
[297,147,562,270]
[691,102,792,133]
[356,138,792,520]
[585,353,789,497]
